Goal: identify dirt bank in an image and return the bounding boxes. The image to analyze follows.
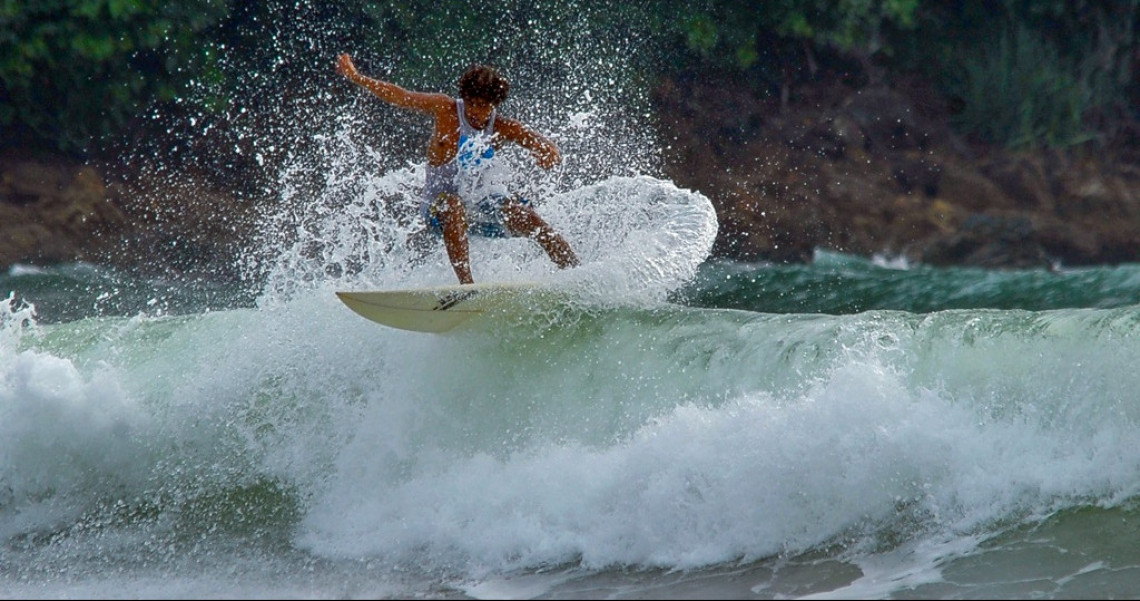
[3,74,1139,277]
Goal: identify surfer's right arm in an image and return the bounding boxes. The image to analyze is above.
[336,54,449,114]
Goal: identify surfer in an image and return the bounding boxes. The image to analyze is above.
[336,54,580,284]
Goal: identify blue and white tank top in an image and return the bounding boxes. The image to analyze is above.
[455,98,496,169]
[421,98,505,207]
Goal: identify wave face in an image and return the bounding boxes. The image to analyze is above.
[679,250,1140,314]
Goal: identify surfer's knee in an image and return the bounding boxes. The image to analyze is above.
[433,194,469,235]
[501,199,539,236]
[436,193,464,218]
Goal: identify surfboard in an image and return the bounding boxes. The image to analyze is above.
[335,282,549,333]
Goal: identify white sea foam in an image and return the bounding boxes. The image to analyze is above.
[5,267,1140,598]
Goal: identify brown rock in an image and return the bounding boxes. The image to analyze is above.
[654,72,1140,268]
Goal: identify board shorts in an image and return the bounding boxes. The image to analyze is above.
[420,162,529,238]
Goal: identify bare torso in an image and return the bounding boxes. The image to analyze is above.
[425,99,461,166]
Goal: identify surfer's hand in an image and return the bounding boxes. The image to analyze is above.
[336,54,358,81]
[535,144,561,169]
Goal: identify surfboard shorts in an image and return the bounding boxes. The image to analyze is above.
[420,162,529,238]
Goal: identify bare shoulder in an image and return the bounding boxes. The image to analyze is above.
[420,92,455,108]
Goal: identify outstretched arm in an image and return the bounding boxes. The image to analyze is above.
[336,53,449,114]
[495,117,562,169]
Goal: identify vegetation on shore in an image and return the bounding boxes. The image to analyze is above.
[4,1,1137,159]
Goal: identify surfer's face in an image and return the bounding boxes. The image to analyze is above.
[464,99,495,129]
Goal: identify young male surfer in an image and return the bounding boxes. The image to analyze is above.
[336,54,579,284]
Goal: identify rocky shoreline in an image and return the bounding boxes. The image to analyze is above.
[0,150,256,281]
[654,75,1140,269]
[3,76,1139,278]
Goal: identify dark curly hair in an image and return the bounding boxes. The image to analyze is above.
[458,65,509,105]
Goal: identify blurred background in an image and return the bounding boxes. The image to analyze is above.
[2,0,1139,284]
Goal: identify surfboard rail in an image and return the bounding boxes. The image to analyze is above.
[335,282,544,333]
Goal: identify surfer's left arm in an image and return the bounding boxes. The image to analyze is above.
[495,118,562,169]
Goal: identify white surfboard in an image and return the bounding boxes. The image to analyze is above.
[336,282,551,333]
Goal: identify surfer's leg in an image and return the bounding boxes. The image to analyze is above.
[501,199,580,269]
[435,193,474,284]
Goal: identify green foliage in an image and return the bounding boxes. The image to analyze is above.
[0,0,228,155]
[916,0,1138,149]
[2,0,1135,156]
[658,0,920,70]
[342,0,661,93]
[949,26,1093,148]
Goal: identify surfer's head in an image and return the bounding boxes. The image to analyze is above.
[458,65,509,106]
